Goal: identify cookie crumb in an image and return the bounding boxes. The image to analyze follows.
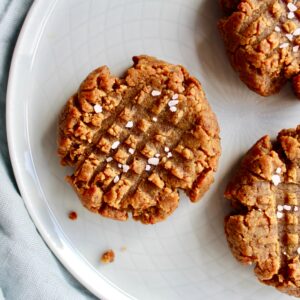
[101,250,115,264]
[120,246,127,252]
[68,211,77,220]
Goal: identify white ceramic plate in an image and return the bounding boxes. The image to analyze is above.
[7,0,300,299]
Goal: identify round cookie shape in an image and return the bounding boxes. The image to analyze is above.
[58,55,221,224]
[225,125,300,297]
[219,0,300,98]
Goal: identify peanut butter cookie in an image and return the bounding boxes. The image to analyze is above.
[58,55,220,224]
[225,125,300,297]
[219,0,300,98]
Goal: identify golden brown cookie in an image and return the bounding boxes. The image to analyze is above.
[225,125,300,297]
[58,55,221,224]
[218,0,300,98]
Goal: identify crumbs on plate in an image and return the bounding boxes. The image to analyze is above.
[101,249,115,264]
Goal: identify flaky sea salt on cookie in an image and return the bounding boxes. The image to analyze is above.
[225,125,300,297]
[219,0,300,98]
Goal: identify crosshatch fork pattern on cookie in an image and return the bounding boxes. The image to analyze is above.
[58,56,221,224]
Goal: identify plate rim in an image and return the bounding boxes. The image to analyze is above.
[6,1,133,299]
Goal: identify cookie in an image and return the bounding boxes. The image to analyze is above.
[58,55,221,224]
[218,0,300,97]
[225,125,300,297]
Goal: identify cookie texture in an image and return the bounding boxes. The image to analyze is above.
[219,0,300,97]
[58,55,221,224]
[225,125,300,297]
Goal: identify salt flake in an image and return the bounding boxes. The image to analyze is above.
[113,175,120,183]
[125,121,134,128]
[151,90,161,96]
[277,205,284,211]
[122,164,130,173]
[288,2,297,12]
[275,26,281,33]
[168,100,179,107]
[148,157,159,166]
[111,141,120,150]
[94,104,103,113]
[128,148,135,154]
[294,28,300,36]
[280,43,289,48]
[286,33,294,41]
[277,211,283,219]
[283,205,292,211]
[271,174,281,186]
